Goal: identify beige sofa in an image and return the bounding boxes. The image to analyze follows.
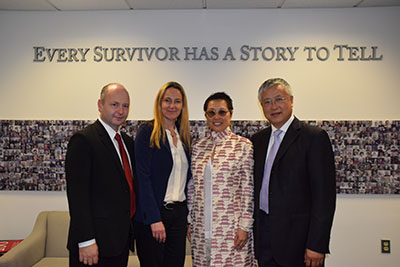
[0,211,192,267]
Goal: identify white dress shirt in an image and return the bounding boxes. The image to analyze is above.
[164,128,188,203]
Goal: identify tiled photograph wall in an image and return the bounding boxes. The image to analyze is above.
[0,120,399,194]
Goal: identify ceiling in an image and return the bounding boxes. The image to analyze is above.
[0,0,400,11]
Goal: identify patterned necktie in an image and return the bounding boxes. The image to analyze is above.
[115,133,136,218]
[260,129,283,214]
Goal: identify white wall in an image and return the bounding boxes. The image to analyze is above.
[0,191,68,240]
[0,7,400,267]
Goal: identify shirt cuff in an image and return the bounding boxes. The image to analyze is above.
[78,239,96,248]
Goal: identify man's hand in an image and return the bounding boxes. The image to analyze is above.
[79,243,98,265]
[151,221,166,243]
[233,229,248,250]
[304,249,325,267]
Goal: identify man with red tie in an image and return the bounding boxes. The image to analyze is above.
[66,83,137,267]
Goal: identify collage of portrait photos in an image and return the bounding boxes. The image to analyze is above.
[0,120,399,193]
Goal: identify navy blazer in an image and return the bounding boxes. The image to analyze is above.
[251,117,336,266]
[134,122,191,225]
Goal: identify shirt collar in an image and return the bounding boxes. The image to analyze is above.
[98,118,120,140]
[271,114,295,135]
[207,127,232,144]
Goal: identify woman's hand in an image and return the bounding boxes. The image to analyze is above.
[233,228,248,250]
[150,221,166,243]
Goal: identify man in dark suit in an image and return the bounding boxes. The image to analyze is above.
[65,83,137,267]
[251,78,336,267]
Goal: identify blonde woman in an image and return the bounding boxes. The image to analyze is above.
[134,82,191,267]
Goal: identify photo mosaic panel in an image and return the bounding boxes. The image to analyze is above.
[0,120,399,193]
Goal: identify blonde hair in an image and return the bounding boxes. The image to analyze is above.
[150,81,191,150]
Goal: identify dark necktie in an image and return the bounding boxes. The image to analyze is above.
[115,133,136,218]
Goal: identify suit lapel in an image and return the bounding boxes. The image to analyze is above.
[274,117,302,164]
[164,131,172,154]
[255,127,272,181]
[162,132,174,167]
[94,120,125,177]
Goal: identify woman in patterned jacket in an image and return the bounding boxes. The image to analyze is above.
[187,92,256,266]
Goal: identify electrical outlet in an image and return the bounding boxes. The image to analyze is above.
[381,239,391,254]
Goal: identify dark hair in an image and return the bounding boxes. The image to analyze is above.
[258,78,293,102]
[203,92,234,112]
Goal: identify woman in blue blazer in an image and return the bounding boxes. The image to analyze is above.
[134,81,191,267]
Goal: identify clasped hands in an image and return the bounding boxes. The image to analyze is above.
[187,225,248,250]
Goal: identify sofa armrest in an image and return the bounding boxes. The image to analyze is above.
[0,211,47,267]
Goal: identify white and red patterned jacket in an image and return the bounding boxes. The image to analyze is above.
[188,128,256,266]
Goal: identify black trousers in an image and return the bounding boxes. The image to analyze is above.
[135,202,188,267]
[257,210,282,267]
[257,210,324,267]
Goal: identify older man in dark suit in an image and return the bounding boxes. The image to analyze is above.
[65,83,137,267]
[251,78,336,267]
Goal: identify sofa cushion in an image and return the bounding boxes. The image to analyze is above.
[32,257,69,267]
[45,211,70,257]
[25,211,193,267]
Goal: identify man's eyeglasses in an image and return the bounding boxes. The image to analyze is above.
[205,109,229,118]
[262,96,288,106]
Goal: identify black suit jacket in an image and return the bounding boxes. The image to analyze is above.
[65,120,137,257]
[251,117,336,266]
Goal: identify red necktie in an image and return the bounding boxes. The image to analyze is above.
[115,133,136,218]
